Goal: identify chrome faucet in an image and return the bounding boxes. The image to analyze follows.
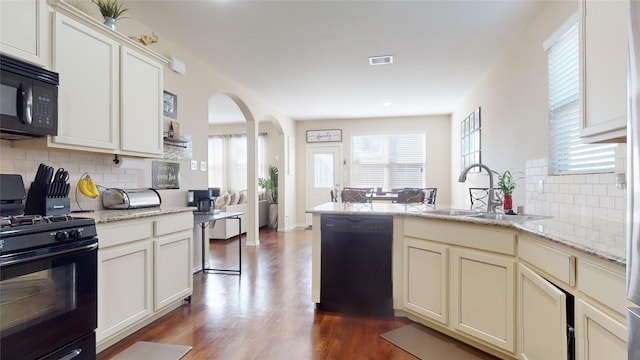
[458,163,502,213]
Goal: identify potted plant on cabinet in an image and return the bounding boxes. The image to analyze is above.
[493,170,516,212]
[259,165,278,228]
[92,0,129,30]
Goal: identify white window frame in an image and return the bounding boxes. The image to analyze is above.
[350,132,426,190]
[545,13,616,175]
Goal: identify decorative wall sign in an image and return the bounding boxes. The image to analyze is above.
[152,161,180,189]
[163,91,177,119]
[306,129,342,143]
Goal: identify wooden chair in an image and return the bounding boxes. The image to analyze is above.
[469,188,502,211]
[341,188,373,203]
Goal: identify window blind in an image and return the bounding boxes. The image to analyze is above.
[351,133,426,189]
[208,133,267,189]
[547,19,616,174]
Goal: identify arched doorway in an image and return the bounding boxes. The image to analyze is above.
[207,92,261,246]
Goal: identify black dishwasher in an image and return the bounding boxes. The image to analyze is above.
[319,214,393,317]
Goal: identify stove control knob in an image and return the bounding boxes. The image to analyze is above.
[55,231,69,241]
[69,229,80,238]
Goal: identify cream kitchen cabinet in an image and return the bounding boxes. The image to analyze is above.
[51,11,120,152]
[575,258,629,360]
[153,215,193,311]
[579,0,628,143]
[517,235,576,360]
[403,238,448,325]
[518,233,628,360]
[402,217,517,358]
[0,0,50,67]
[96,220,153,344]
[19,4,165,157]
[575,299,626,360]
[121,47,163,155]
[95,211,193,352]
[451,248,516,353]
[518,263,569,360]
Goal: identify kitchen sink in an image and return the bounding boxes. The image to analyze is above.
[424,208,481,216]
[465,213,551,222]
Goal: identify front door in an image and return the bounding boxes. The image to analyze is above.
[306,144,342,226]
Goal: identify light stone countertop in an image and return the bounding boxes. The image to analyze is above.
[79,206,196,224]
[307,202,626,266]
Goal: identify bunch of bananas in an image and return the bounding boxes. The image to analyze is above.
[78,174,100,198]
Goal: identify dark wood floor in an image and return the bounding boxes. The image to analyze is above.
[97,227,497,360]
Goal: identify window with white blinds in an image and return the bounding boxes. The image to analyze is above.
[546,15,616,174]
[351,133,426,189]
[208,133,267,189]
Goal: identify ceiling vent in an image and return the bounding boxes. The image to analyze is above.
[369,55,393,65]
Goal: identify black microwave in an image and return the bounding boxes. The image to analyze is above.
[0,55,58,139]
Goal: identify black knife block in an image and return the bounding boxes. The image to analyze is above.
[25,182,70,216]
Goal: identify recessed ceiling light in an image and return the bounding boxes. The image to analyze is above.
[383,102,392,107]
[369,55,393,65]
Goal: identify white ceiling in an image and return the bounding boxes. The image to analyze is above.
[126,0,543,124]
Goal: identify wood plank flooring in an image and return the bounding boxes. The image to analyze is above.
[97,227,498,360]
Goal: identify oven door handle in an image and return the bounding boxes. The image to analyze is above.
[58,348,83,360]
[0,241,98,267]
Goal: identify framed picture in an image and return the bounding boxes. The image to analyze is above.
[163,91,177,119]
[306,129,342,143]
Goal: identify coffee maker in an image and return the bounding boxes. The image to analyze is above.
[188,188,220,213]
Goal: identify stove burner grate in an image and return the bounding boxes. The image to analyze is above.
[0,215,74,228]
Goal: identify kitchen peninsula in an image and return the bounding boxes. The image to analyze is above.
[307,202,628,359]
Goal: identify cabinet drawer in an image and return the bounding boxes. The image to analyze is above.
[98,221,153,248]
[154,213,193,236]
[577,259,628,315]
[519,236,576,286]
[404,218,516,255]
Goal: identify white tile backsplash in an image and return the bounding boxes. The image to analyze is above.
[1,140,143,211]
[526,144,626,223]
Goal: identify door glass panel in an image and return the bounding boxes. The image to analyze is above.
[314,153,334,188]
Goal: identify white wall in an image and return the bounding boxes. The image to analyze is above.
[295,115,451,226]
[2,1,297,236]
[450,1,577,210]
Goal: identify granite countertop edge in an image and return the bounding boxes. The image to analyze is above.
[83,206,196,224]
[308,203,626,266]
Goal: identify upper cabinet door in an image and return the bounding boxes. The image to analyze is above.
[579,0,628,143]
[0,0,50,67]
[120,47,163,156]
[52,12,119,151]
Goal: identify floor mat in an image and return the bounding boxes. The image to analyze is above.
[380,324,497,359]
[110,341,192,360]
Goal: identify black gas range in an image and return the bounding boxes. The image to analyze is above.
[0,175,98,360]
[0,214,97,254]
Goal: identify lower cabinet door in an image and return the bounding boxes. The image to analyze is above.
[575,299,626,360]
[518,263,568,360]
[97,241,153,342]
[154,232,192,310]
[403,238,448,324]
[451,248,515,353]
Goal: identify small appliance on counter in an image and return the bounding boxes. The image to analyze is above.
[102,188,161,209]
[0,174,26,216]
[188,188,220,213]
